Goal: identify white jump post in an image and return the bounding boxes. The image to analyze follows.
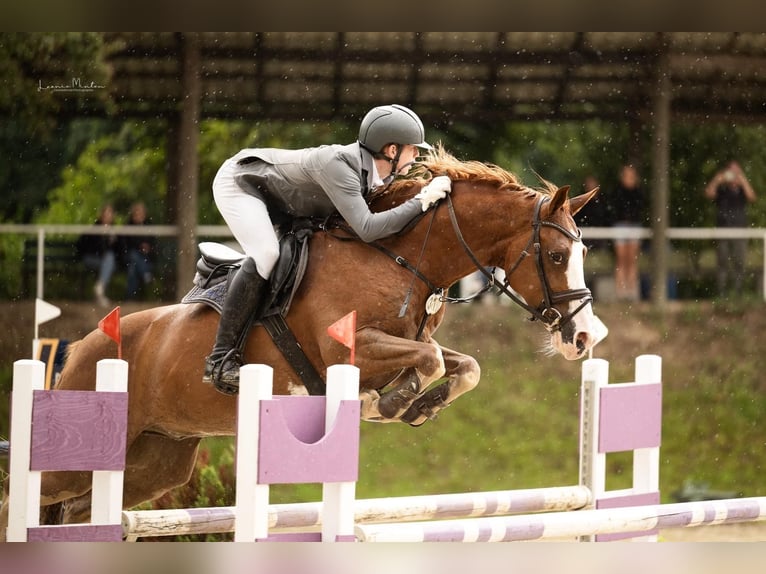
[579,354,662,541]
[6,358,129,542]
[233,364,273,542]
[234,363,360,542]
[6,360,45,542]
[321,365,360,541]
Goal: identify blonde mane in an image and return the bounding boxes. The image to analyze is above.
[385,144,556,198]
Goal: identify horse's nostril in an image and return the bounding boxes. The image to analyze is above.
[575,332,589,354]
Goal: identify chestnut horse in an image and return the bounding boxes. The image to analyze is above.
[1,148,599,529]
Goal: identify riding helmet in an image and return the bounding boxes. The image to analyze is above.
[358,104,433,152]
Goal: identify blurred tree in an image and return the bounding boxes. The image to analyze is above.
[39,121,166,225]
[491,119,629,192]
[0,33,111,222]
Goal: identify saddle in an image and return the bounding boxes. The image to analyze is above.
[181,221,326,394]
[183,224,312,315]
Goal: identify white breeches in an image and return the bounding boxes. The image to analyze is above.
[212,159,280,278]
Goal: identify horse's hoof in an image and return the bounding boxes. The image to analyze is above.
[406,416,429,428]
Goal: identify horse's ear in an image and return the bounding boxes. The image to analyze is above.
[569,186,599,216]
[548,185,570,213]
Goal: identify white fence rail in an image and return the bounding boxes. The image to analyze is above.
[1,224,765,301]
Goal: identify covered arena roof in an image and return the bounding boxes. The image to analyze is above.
[97,32,766,125]
[33,32,765,305]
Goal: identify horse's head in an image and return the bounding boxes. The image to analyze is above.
[502,183,601,360]
[384,146,603,360]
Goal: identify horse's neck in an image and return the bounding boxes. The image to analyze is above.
[388,187,536,288]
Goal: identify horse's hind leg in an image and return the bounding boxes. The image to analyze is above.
[121,432,202,510]
[45,432,202,525]
[401,344,480,427]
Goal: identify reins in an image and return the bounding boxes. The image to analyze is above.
[323,187,592,337]
[445,194,592,332]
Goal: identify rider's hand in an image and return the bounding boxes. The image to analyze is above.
[415,176,452,211]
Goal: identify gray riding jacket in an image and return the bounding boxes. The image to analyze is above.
[231,142,422,242]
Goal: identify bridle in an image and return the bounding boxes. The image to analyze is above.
[324,190,593,335]
[446,193,593,333]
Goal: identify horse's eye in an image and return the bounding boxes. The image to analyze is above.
[549,251,566,264]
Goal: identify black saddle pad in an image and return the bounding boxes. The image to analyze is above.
[181,228,312,317]
[181,278,230,313]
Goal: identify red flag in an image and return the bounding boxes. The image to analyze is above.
[98,306,122,359]
[327,310,357,365]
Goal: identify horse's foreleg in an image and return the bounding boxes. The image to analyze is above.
[401,345,480,427]
[346,328,446,422]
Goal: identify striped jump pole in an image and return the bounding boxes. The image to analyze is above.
[122,485,592,540]
[354,497,766,542]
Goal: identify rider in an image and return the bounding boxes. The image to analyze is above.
[204,104,452,394]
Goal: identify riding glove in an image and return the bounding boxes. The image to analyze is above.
[415,175,452,211]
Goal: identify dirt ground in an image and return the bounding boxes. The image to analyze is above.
[1,299,765,542]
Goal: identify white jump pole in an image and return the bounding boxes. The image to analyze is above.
[122,484,592,540]
[354,497,766,542]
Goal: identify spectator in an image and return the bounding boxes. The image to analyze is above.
[704,160,757,296]
[579,175,602,222]
[576,174,606,252]
[122,201,155,300]
[77,203,118,307]
[610,165,647,301]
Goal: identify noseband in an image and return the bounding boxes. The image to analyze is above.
[447,194,593,333]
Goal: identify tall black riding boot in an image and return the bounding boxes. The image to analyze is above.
[202,257,268,395]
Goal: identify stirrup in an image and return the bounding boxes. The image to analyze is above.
[203,349,243,395]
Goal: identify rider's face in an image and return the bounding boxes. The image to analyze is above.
[395,145,419,174]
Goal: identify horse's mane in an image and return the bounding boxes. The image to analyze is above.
[381,144,555,201]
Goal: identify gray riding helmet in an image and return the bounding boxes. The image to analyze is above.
[358,104,433,152]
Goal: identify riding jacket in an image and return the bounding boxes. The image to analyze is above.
[229,142,422,242]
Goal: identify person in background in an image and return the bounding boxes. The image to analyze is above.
[704,160,757,296]
[77,203,118,307]
[610,165,647,301]
[575,174,606,252]
[122,201,155,300]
